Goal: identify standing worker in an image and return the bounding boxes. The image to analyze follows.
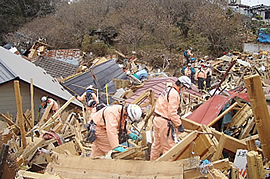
[205,64,212,91]
[195,66,206,93]
[150,76,191,161]
[183,47,193,65]
[184,63,192,79]
[90,104,142,158]
[76,85,99,119]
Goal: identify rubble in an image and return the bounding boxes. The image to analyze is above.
[1,45,270,178]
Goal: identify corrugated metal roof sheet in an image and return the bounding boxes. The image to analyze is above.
[187,95,231,125]
[0,47,81,106]
[62,60,129,104]
[187,92,249,125]
[126,77,178,104]
[126,77,202,105]
[44,49,80,66]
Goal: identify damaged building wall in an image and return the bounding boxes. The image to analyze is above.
[0,80,77,118]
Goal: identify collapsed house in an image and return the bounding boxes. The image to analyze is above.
[1,45,270,178]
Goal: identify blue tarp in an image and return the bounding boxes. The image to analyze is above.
[257,28,270,43]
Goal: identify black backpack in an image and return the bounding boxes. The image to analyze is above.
[85,90,96,107]
[85,90,94,103]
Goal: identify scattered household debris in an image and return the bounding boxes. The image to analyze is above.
[1,45,270,179]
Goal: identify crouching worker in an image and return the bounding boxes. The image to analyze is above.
[90,104,142,158]
[40,96,59,119]
[150,76,191,161]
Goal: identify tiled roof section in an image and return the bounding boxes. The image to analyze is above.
[44,49,80,66]
[33,56,78,79]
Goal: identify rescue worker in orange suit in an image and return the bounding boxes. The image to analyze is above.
[76,85,99,119]
[205,64,212,91]
[40,96,59,119]
[90,104,142,158]
[195,66,206,93]
[150,76,191,161]
[184,63,192,79]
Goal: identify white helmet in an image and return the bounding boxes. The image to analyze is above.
[41,96,47,102]
[127,104,142,122]
[86,85,93,90]
[178,76,191,89]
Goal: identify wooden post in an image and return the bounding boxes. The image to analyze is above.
[244,74,270,159]
[14,80,27,149]
[30,78,35,127]
[246,151,265,179]
[0,144,9,179]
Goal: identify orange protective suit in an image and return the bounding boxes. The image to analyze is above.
[90,105,128,158]
[150,84,182,161]
[77,91,99,118]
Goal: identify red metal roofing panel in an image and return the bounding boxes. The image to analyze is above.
[126,77,178,104]
[186,95,231,125]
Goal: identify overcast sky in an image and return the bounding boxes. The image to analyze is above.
[242,0,270,6]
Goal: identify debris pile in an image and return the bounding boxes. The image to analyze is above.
[1,45,270,178]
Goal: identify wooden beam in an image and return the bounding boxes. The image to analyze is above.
[156,131,198,161]
[244,74,270,159]
[208,102,238,127]
[46,154,200,178]
[182,117,254,153]
[30,78,35,127]
[0,113,20,131]
[212,132,226,161]
[14,80,27,149]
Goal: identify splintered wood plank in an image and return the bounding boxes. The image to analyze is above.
[246,151,265,179]
[52,141,78,155]
[226,103,252,130]
[156,131,198,161]
[245,74,270,159]
[212,132,226,161]
[46,154,187,179]
[183,158,231,179]
[239,117,255,139]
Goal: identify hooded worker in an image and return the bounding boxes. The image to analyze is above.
[150,76,191,161]
[90,104,143,158]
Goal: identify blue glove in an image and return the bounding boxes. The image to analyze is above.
[38,105,42,112]
[114,146,127,152]
[129,133,140,140]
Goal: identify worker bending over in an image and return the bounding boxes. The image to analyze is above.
[90,104,142,158]
[150,76,191,161]
[40,96,59,119]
